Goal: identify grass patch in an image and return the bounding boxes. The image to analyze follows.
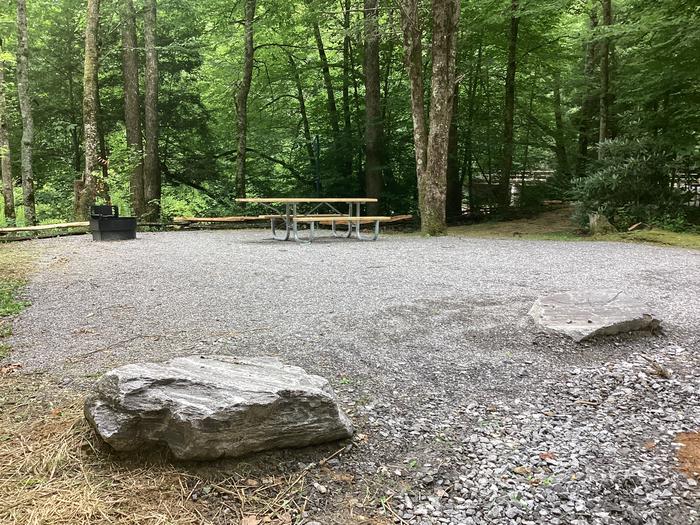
[449,205,700,249]
[0,244,34,363]
[0,244,33,318]
[594,229,700,250]
[0,280,29,317]
[449,206,580,240]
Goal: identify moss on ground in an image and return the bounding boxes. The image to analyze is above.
[449,206,700,250]
[0,244,34,357]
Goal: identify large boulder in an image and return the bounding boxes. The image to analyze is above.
[84,355,353,460]
[529,290,660,342]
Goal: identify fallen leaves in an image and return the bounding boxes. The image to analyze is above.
[676,432,700,479]
[512,465,531,476]
[0,363,21,374]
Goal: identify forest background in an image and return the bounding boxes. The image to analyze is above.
[0,0,698,234]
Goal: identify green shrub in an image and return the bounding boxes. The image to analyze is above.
[518,182,559,210]
[571,138,691,230]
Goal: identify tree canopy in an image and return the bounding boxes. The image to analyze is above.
[0,0,697,231]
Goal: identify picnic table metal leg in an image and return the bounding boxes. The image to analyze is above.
[351,202,365,240]
[332,203,353,238]
[292,220,314,244]
[354,219,380,241]
[270,203,291,241]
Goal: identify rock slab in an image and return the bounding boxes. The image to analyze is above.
[84,355,353,460]
[529,290,660,342]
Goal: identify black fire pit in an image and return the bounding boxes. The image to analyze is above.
[90,205,137,241]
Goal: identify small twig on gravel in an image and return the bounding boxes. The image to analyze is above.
[640,355,672,379]
[574,399,600,406]
[383,496,409,525]
[319,445,347,466]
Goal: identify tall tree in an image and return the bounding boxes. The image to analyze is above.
[552,70,570,177]
[15,0,36,225]
[341,0,354,190]
[400,0,460,234]
[287,53,315,176]
[0,38,14,225]
[234,0,256,200]
[311,12,351,185]
[598,0,612,155]
[576,10,598,176]
[499,0,519,208]
[76,0,100,219]
[445,85,460,219]
[121,0,145,217]
[463,41,482,214]
[363,0,383,214]
[143,0,160,220]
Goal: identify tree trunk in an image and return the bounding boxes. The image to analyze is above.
[312,17,351,184]
[399,0,428,208]
[143,0,160,220]
[347,38,365,192]
[15,0,36,225]
[445,84,461,220]
[121,0,145,217]
[576,10,598,176]
[287,54,315,176]
[464,42,482,214]
[0,40,15,225]
[598,0,612,157]
[76,0,100,220]
[499,0,519,208]
[400,0,460,235]
[364,0,383,214]
[68,73,81,175]
[423,0,460,234]
[235,0,256,200]
[552,70,570,177]
[312,21,340,138]
[341,0,353,189]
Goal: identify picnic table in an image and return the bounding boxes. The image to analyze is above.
[235,197,392,242]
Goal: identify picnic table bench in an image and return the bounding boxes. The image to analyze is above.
[234,197,407,242]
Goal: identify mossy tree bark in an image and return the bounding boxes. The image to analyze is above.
[121,0,145,217]
[76,0,100,220]
[364,0,383,215]
[0,38,15,225]
[143,0,161,221]
[400,0,460,235]
[235,0,256,201]
[598,0,613,157]
[499,0,519,208]
[15,0,36,225]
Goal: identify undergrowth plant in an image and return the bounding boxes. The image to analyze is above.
[571,138,693,230]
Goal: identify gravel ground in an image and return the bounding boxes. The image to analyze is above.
[7,230,700,524]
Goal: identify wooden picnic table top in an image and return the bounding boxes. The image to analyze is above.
[235,197,378,203]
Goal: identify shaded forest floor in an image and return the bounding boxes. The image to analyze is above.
[1,233,698,524]
[449,205,700,249]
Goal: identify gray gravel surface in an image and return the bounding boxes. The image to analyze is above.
[7,230,700,524]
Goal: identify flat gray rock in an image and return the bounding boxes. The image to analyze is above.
[84,355,353,460]
[529,290,660,342]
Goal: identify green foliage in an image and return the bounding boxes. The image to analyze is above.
[518,182,560,210]
[0,279,27,317]
[572,138,690,229]
[0,0,697,229]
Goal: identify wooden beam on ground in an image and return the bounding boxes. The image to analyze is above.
[173,216,266,224]
[0,221,89,234]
